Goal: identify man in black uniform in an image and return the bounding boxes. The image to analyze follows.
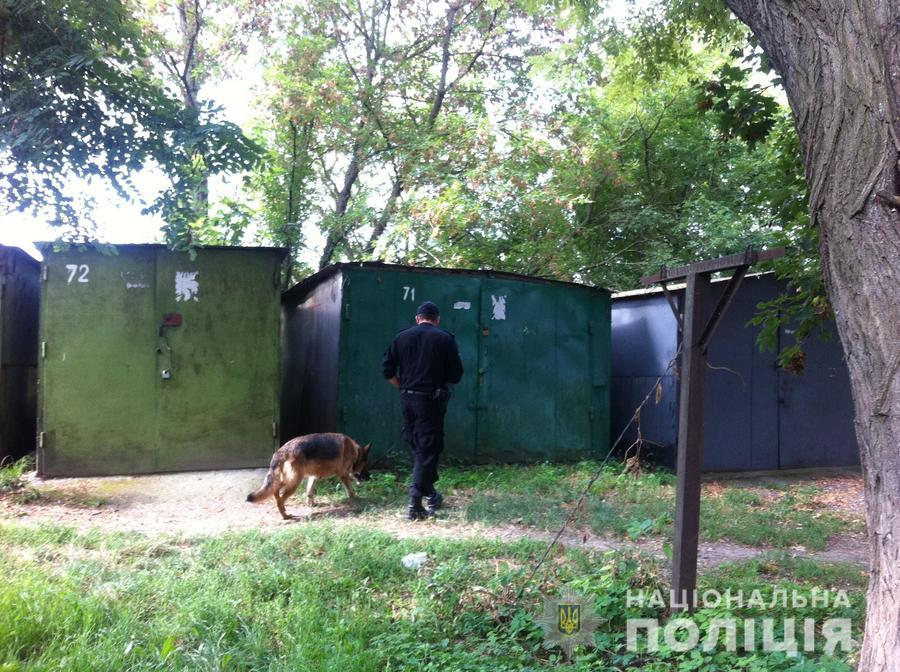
[382,301,463,520]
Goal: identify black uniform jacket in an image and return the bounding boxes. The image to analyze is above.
[382,323,464,391]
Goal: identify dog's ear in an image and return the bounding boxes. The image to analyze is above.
[362,443,371,455]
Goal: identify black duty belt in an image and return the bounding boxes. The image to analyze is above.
[401,389,446,398]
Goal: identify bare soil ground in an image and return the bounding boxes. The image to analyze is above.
[0,468,867,569]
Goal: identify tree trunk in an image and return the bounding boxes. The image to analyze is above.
[722,1,900,668]
[318,142,363,269]
[176,0,208,218]
[364,176,403,257]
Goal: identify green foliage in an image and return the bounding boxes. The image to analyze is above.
[246,0,551,270]
[0,523,860,670]
[0,456,33,492]
[386,26,801,290]
[699,55,780,148]
[700,484,851,549]
[0,0,260,239]
[142,109,262,246]
[3,0,829,362]
[0,455,41,504]
[580,2,829,373]
[350,461,852,551]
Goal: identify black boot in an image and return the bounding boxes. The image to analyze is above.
[425,491,443,513]
[407,496,430,521]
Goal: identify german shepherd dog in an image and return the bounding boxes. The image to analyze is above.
[247,433,371,519]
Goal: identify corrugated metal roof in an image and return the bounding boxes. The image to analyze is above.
[0,245,41,272]
[283,261,610,303]
[35,242,287,259]
[612,271,772,299]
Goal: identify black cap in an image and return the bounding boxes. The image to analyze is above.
[416,301,440,318]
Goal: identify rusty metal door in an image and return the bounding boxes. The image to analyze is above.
[324,265,609,465]
[339,267,480,462]
[39,248,160,476]
[476,280,595,461]
[777,324,858,468]
[154,250,282,471]
[39,246,283,477]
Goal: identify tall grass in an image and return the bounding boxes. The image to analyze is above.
[0,455,33,492]
[0,522,861,671]
[411,461,850,549]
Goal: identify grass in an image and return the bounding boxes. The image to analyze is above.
[0,458,865,669]
[0,521,863,671]
[1,456,113,507]
[324,460,857,550]
[707,552,869,593]
[0,456,33,492]
[0,456,43,504]
[5,457,857,551]
[700,484,850,549]
[31,487,112,508]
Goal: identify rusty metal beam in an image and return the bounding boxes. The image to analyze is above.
[671,271,711,613]
[698,266,748,353]
[641,247,788,612]
[640,247,785,286]
[660,281,684,331]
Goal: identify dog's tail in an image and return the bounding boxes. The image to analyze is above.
[246,453,283,503]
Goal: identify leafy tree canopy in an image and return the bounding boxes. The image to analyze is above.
[0,0,260,243]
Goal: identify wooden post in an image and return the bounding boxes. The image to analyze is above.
[671,271,711,612]
[641,248,785,612]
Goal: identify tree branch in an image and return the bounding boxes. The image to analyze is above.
[426,1,460,129]
[449,9,499,90]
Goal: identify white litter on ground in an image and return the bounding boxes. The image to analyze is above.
[401,552,428,570]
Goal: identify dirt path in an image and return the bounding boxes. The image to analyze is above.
[0,469,867,568]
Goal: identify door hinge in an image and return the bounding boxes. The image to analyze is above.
[343,303,350,320]
[272,421,278,438]
[41,341,47,358]
[588,407,594,421]
[42,265,48,281]
[588,321,593,335]
[38,431,45,449]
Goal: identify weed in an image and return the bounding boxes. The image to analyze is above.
[0,455,33,492]
[0,522,861,671]
[436,461,850,549]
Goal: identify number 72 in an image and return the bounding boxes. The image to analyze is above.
[65,264,90,283]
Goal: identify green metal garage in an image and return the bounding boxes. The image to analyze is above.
[281,262,611,464]
[0,245,40,465]
[37,244,286,477]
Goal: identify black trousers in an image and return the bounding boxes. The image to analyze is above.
[401,394,448,499]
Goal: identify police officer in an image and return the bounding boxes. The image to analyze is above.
[382,301,463,520]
